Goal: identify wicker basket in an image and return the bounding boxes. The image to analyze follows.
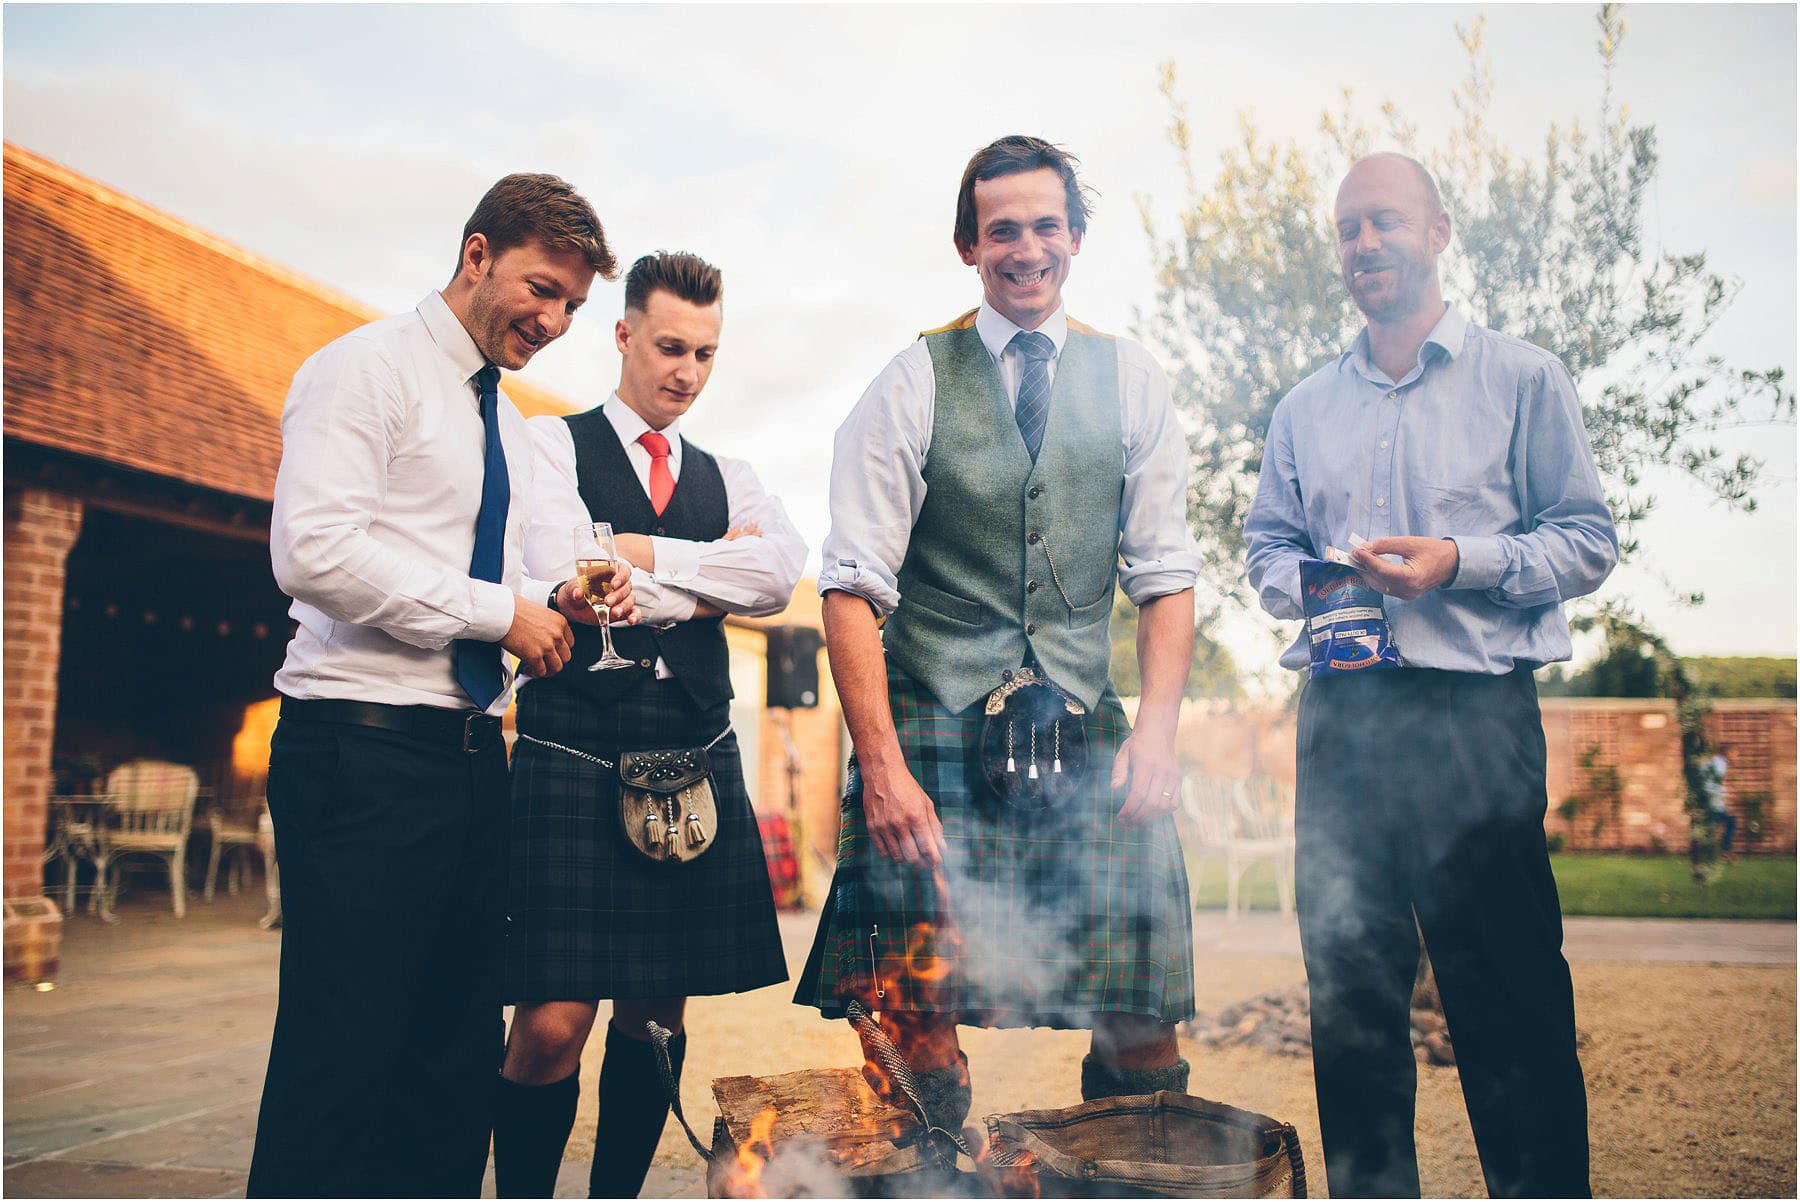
[981,1091,1306,1198]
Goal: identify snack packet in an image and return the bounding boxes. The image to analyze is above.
[1301,556,1401,677]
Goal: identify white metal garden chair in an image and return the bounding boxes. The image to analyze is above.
[1179,770,1295,919]
[92,760,198,922]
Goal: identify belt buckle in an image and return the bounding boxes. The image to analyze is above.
[462,712,485,754]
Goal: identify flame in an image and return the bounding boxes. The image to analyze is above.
[723,1106,778,1198]
[1001,1148,1042,1198]
[974,1133,1041,1198]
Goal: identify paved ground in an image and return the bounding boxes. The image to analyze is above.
[4,889,1792,1198]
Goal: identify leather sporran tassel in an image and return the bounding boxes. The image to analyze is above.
[1052,719,1063,775]
[1005,720,1017,774]
[1028,724,1039,780]
[644,807,664,853]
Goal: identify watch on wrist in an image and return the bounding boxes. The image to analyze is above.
[548,580,568,611]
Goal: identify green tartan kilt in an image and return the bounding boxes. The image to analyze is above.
[795,663,1196,1028]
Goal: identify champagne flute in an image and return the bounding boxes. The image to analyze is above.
[573,522,633,671]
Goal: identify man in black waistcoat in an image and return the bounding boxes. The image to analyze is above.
[492,252,807,1197]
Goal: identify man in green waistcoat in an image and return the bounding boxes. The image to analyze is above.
[796,135,1203,1129]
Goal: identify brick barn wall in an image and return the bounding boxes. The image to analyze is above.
[1170,694,1797,854]
[4,485,84,982]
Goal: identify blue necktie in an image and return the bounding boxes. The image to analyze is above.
[1009,330,1056,462]
[454,365,509,711]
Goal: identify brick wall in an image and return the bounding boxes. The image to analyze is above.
[1171,694,1797,854]
[4,485,84,982]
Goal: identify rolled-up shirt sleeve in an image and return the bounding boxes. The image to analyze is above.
[816,345,933,617]
[271,336,515,649]
[647,456,807,618]
[1244,397,1314,621]
[1446,358,1619,607]
[1116,342,1203,605]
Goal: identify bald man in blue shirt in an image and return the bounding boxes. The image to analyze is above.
[1246,153,1616,1198]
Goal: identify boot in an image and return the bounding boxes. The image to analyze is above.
[588,1023,684,1198]
[1080,1054,1191,1101]
[494,1070,580,1198]
[913,1051,972,1133]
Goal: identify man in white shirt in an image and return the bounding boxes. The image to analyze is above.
[493,252,804,1198]
[796,136,1203,1134]
[251,173,636,1198]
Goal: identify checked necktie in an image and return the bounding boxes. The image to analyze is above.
[638,429,676,515]
[454,365,510,711]
[1009,330,1057,462]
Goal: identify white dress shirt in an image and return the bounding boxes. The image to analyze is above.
[819,302,1203,615]
[522,394,807,678]
[271,291,561,715]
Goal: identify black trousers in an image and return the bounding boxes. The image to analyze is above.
[247,713,508,1198]
[1296,667,1590,1199]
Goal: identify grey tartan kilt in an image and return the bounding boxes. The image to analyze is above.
[503,677,788,1003]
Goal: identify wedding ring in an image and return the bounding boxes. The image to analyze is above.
[1160,789,1175,798]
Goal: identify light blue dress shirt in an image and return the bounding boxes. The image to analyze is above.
[1246,305,1619,675]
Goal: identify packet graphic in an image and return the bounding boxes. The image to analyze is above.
[1301,556,1401,678]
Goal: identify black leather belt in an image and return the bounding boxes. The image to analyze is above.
[279,697,502,754]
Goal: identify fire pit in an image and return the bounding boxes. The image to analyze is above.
[649,1012,1307,1199]
[702,1069,1305,1199]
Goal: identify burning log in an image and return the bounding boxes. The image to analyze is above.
[708,1066,936,1197]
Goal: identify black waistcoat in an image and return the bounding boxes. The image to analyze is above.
[543,408,733,709]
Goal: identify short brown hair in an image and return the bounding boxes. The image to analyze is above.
[623,251,723,313]
[953,135,1095,254]
[458,173,618,280]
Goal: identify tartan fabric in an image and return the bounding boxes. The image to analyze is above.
[795,663,1195,1028]
[504,679,787,1002]
[758,812,803,910]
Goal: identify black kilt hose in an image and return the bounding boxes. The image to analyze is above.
[504,677,787,1002]
[797,662,1196,1028]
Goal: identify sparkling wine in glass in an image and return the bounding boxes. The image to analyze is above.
[573,522,633,671]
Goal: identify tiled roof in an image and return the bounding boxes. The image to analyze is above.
[3,142,576,504]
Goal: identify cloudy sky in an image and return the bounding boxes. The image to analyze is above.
[7,3,1793,686]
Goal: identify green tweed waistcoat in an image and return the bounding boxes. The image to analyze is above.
[882,309,1124,714]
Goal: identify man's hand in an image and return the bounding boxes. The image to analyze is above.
[502,594,573,678]
[1112,728,1183,825]
[556,560,641,627]
[1351,536,1460,600]
[724,522,762,540]
[860,754,947,867]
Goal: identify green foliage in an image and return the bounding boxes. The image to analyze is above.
[1571,602,1726,879]
[1560,743,1626,841]
[1108,587,1243,699]
[1137,4,1793,626]
[1542,652,1796,699]
[1736,790,1771,849]
[1682,657,1797,699]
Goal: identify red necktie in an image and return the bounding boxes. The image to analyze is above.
[638,430,675,515]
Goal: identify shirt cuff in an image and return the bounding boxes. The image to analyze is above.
[651,537,701,584]
[817,559,899,617]
[1120,564,1201,608]
[466,580,517,643]
[1446,534,1506,592]
[632,572,698,625]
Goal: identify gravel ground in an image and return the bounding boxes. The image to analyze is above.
[560,916,1796,1198]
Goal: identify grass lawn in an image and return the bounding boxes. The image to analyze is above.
[1188,853,1796,919]
[1549,852,1795,919]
